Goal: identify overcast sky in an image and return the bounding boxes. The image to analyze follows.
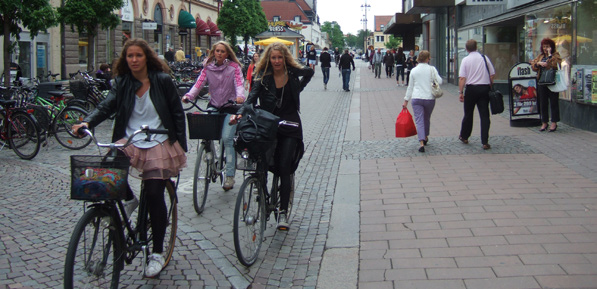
[317,0,403,35]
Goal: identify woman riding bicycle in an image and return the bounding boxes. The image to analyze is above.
[182,41,245,190]
[72,38,187,278]
[230,42,313,230]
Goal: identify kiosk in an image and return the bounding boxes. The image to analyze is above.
[508,62,542,127]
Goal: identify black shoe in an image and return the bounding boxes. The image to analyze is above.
[548,124,558,132]
[423,138,428,146]
[458,136,469,144]
[483,144,491,150]
[539,123,548,132]
[418,146,425,153]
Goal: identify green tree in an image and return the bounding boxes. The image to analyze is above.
[356,29,372,51]
[345,33,359,50]
[384,35,402,50]
[240,0,267,56]
[321,21,344,49]
[218,0,267,54]
[58,0,123,71]
[1,0,57,86]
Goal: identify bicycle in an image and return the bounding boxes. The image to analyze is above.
[233,120,298,267]
[0,98,41,160]
[186,101,238,215]
[64,126,178,288]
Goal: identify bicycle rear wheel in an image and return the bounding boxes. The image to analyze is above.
[54,106,92,150]
[64,207,123,289]
[8,111,41,160]
[193,143,211,215]
[233,176,266,267]
[149,180,178,267]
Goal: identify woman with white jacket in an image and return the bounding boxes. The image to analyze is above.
[402,50,442,153]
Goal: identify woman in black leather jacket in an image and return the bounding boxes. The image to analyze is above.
[231,42,313,230]
[72,38,186,278]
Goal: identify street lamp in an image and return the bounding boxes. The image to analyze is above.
[361,0,371,54]
[331,23,335,48]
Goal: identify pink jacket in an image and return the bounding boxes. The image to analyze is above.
[185,59,245,108]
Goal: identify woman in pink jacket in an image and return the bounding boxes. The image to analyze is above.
[182,41,245,190]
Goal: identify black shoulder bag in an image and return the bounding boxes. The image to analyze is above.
[482,55,504,115]
[234,104,280,157]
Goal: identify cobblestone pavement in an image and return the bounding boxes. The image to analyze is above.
[2,60,597,289]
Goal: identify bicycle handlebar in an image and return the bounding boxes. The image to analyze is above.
[77,125,169,152]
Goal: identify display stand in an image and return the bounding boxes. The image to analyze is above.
[508,62,542,127]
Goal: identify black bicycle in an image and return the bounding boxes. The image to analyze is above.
[233,120,298,267]
[64,126,178,288]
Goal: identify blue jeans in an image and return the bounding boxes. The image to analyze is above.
[208,108,237,177]
[341,69,351,90]
[321,67,330,84]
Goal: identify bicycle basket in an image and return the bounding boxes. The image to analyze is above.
[69,79,89,100]
[70,155,129,201]
[186,112,226,140]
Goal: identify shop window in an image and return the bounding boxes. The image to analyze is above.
[573,0,597,104]
[79,31,88,65]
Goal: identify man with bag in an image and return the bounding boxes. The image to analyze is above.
[458,39,495,150]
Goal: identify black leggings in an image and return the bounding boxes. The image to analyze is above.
[144,179,168,254]
[274,136,299,212]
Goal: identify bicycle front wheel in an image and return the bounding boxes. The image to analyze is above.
[54,106,92,150]
[192,143,211,215]
[8,111,41,160]
[64,207,123,289]
[233,177,266,267]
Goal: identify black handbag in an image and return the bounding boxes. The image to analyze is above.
[482,55,504,115]
[538,68,556,85]
[234,104,280,157]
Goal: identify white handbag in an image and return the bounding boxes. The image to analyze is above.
[548,63,569,93]
[430,68,443,98]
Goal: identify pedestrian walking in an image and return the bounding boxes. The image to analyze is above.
[531,37,562,132]
[334,47,340,67]
[395,47,406,86]
[72,38,187,278]
[384,50,395,78]
[405,50,417,85]
[230,42,313,230]
[244,52,260,92]
[402,50,442,153]
[373,48,383,78]
[164,47,175,63]
[182,41,246,190]
[458,39,496,150]
[338,49,355,92]
[307,46,317,70]
[319,47,332,89]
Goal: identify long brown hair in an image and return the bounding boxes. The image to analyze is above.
[113,38,169,76]
[540,38,557,55]
[205,41,242,66]
[253,42,303,80]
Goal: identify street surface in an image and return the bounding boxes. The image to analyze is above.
[1,60,597,289]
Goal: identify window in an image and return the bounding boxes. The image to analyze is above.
[273,16,280,22]
[573,0,597,104]
[79,30,88,65]
[294,16,301,23]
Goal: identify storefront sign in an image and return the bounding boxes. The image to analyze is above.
[509,63,540,124]
[121,0,134,22]
[507,0,537,9]
[143,22,157,30]
[466,0,505,5]
[268,21,306,32]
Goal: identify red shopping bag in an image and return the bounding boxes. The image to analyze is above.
[395,108,417,138]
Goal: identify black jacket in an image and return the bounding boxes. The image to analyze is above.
[84,70,187,152]
[339,53,355,70]
[239,66,314,116]
[319,51,332,68]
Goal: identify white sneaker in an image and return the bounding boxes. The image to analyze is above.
[124,196,139,219]
[223,176,235,191]
[145,253,165,278]
[277,211,289,231]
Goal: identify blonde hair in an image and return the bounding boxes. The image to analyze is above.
[205,41,242,66]
[253,42,303,80]
[417,50,430,63]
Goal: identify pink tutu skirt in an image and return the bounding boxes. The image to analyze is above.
[118,139,187,180]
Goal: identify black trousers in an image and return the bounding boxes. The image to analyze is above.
[537,84,560,123]
[274,136,299,212]
[460,85,491,145]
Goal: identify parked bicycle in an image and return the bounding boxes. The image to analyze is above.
[0,98,41,160]
[186,101,238,215]
[233,120,298,267]
[64,126,178,288]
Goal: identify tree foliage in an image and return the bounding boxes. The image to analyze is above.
[384,35,402,50]
[1,0,58,86]
[218,0,267,50]
[321,21,344,49]
[58,0,123,70]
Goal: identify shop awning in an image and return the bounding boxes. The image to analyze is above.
[207,20,221,36]
[196,19,210,35]
[383,13,422,35]
[405,0,453,14]
[178,10,196,28]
